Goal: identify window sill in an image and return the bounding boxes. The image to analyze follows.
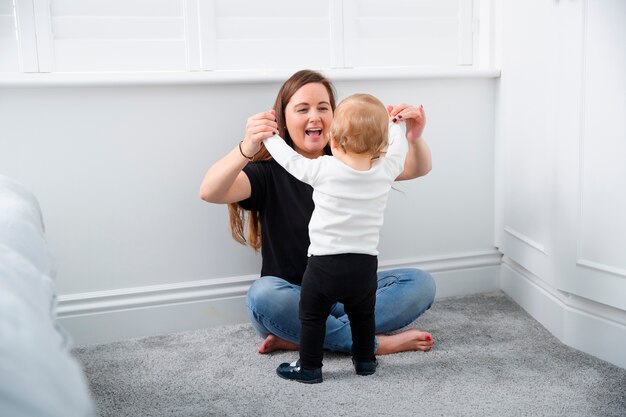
[0,67,500,88]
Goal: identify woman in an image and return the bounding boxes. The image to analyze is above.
[199,69,435,355]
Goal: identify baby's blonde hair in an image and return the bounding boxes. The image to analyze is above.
[330,93,389,157]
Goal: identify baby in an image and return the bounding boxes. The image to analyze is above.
[263,93,408,383]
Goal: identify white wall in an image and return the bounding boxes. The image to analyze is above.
[496,0,626,369]
[0,73,500,344]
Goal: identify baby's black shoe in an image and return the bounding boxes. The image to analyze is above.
[276,359,323,384]
[352,357,378,376]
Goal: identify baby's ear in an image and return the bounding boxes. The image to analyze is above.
[330,135,340,149]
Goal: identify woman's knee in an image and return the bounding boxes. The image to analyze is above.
[246,276,300,316]
[386,267,436,299]
[412,268,436,304]
[247,276,286,302]
[382,267,436,313]
[246,276,302,341]
[246,277,285,336]
[246,276,274,307]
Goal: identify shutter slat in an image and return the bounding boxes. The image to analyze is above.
[52,17,184,39]
[216,17,329,40]
[217,39,331,70]
[50,0,182,17]
[53,39,187,72]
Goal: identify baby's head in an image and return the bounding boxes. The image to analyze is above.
[330,94,389,157]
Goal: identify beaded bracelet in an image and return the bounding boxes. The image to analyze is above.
[238,141,254,161]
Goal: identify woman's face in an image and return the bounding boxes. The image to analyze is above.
[284,82,333,159]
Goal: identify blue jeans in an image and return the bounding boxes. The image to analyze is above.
[245,268,436,353]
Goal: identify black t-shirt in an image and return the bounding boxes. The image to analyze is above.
[239,160,313,285]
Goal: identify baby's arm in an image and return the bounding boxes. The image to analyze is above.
[263,135,322,185]
[385,123,409,176]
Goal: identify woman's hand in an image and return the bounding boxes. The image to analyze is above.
[387,104,426,143]
[388,103,431,180]
[241,109,278,157]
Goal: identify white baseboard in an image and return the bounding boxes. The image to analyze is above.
[59,249,502,346]
[500,257,626,369]
[58,275,256,346]
[379,249,502,298]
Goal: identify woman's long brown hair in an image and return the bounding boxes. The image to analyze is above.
[228,70,337,251]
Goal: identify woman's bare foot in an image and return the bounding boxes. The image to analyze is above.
[258,334,299,354]
[375,329,434,355]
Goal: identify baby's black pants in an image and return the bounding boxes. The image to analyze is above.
[299,253,378,370]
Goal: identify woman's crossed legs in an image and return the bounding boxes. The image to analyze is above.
[245,268,436,355]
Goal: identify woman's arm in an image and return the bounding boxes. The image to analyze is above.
[198,147,252,204]
[387,104,432,181]
[199,110,277,204]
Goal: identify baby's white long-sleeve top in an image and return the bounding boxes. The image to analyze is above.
[263,123,408,256]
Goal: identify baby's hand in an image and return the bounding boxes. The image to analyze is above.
[387,104,426,143]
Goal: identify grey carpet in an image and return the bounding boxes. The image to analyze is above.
[72,292,626,417]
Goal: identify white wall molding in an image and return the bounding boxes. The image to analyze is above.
[0,67,501,88]
[500,257,626,369]
[379,249,501,272]
[576,259,626,280]
[503,226,546,254]
[57,275,257,317]
[58,250,502,346]
[382,249,502,299]
[501,225,549,280]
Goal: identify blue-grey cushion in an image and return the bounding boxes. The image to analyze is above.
[0,175,95,417]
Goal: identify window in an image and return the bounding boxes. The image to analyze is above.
[1,0,480,74]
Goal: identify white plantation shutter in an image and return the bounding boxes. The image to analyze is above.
[208,0,335,71]
[38,0,194,72]
[343,0,474,67]
[4,0,476,74]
